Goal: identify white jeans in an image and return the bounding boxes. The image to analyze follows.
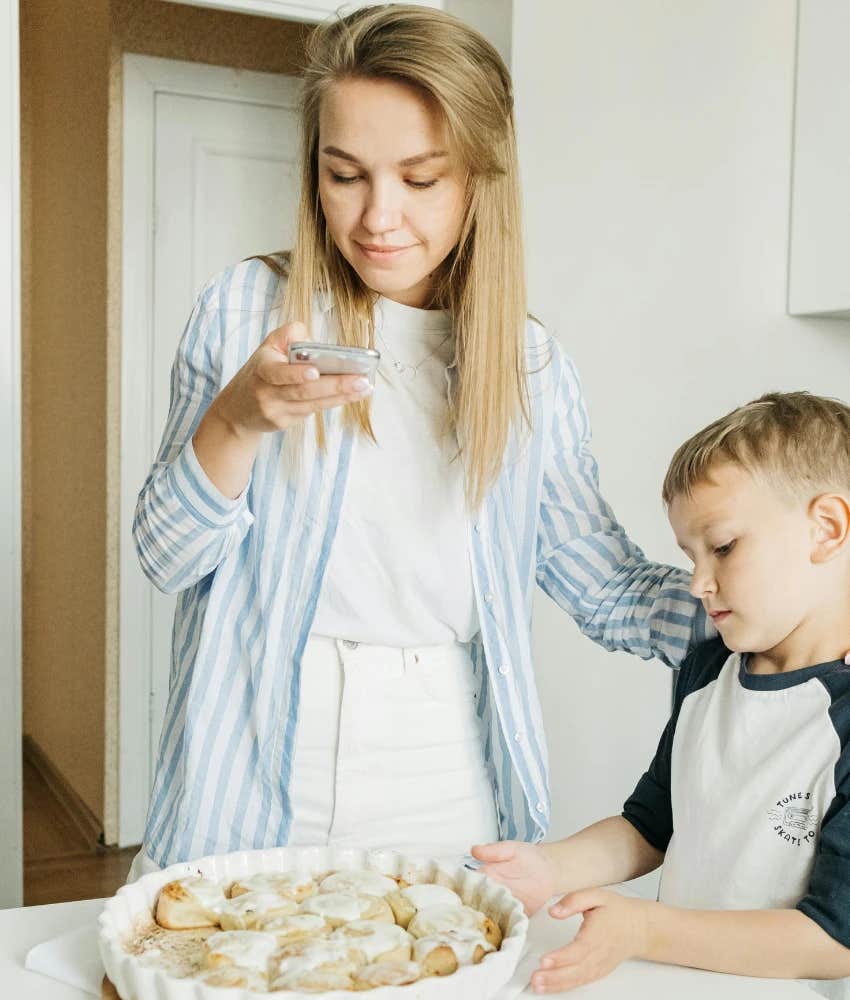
[128,635,497,882]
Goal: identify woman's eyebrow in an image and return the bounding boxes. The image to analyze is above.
[320,146,448,167]
[399,149,448,166]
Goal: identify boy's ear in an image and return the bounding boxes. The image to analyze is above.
[809,493,850,564]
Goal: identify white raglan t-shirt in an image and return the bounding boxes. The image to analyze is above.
[623,637,850,998]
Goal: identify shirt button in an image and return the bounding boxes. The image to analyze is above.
[514,732,522,743]
[536,802,545,813]
[498,664,510,675]
[474,523,481,534]
[484,592,494,604]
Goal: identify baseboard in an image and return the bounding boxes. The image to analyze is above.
[23,734,103,849]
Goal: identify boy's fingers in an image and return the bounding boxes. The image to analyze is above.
[470,842,516,863]
[549,888,602,919]
[539,938,588,971]
[531,961,592,994]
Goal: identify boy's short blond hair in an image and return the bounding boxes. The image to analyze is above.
[662,391,850,505]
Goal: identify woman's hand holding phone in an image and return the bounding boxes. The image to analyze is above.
[193,321,373,499]
[214,321,374,435]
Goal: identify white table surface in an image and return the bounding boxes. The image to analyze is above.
[0,896,817,999]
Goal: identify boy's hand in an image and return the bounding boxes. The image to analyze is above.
[531,888,650,993]
[470,841,558,915]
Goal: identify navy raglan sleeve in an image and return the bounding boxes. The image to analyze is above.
[797,668,850,948]
[622,638,730,852]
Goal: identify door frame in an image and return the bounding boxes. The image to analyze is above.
[165,0,442,23]
[119,54,300,846]
[0,0,23,908]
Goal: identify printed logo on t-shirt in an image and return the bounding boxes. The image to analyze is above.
[767,792,817,847]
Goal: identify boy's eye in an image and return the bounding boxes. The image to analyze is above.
[714,540,736,557]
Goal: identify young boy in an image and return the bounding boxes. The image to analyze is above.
[474,391,850,995]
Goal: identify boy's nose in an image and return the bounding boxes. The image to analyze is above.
[689,569,717,599]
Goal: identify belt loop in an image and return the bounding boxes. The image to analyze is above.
[335,637,359,660]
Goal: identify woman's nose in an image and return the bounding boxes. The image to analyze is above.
[361,181,402,234]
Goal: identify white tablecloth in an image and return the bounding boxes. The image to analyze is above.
[2,895,817,999]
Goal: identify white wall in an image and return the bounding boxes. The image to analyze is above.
[0,0,23,908]
[445,0,512,66]
[515,0,850,846]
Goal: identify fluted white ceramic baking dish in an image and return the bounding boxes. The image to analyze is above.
[98,845,528,999]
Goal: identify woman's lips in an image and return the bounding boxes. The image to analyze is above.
[356,242,414,262]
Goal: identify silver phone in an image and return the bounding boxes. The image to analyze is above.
[288,342,381,382]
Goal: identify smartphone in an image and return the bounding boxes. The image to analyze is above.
[288,342,381,382]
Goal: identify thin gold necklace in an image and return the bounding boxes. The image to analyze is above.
[376,328,452,379]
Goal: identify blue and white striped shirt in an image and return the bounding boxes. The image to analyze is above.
[134,259,709,867]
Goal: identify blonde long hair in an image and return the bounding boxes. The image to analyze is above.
[280,4,529,509]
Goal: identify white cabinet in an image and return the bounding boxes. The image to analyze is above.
[162,0,443,24]
[787,0,850,317]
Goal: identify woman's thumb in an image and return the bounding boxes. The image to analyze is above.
[264,320,307,356]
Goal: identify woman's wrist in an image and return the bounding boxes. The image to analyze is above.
[203,394,263,449]
[193,400,264,500]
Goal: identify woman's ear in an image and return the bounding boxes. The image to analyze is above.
[809,493,850,564]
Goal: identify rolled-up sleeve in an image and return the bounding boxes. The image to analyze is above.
[535,341,711,667]
[132,275,254,594]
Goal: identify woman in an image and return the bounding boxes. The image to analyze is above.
[130,4,708,876]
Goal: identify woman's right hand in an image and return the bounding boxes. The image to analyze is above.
[471,841,560,916]
[210,320,373,438]
[192,321,372,499]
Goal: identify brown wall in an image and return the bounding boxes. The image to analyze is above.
[112,0,310,71]
[21,0,112,825]
[22,0,307,839]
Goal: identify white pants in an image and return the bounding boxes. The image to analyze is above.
[128,635,497,882]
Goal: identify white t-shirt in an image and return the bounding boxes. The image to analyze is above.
[623,638,850,999]
[311,296,479,647]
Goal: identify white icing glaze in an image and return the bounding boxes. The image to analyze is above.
[319,869,398,897]
[256,912,327,936]
[332,919,412,961]
[180,876,228,915]
[401,883,462,911]
[138,870,505,993]
[408,903,489,938]
[270,938,359,988]
[195,965,268,990]
[413,928,494,966]
[301,891,376,922]
[203,930,279,972]
[220,891,297,921]
[231,872,316,899]
[354,960,422,987]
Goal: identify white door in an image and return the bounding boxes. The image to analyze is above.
[120,55,301,846]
